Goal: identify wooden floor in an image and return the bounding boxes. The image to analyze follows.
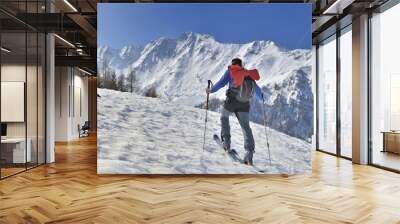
[0,167,26,178]
[1,135,400,224]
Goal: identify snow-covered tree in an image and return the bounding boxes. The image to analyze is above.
[126,70,136,93]
[117,74,126,92]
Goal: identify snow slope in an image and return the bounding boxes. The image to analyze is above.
[98,88,311,174]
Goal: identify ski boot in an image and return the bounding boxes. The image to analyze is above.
[222,141,231,152]
[243,151,254,166]
[221,136,231,153]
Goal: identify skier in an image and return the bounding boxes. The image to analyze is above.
[206,58,263,166]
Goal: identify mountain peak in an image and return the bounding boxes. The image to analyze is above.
[118,45,143,59]
[181,31,194,38]
[251,40,276,47]
[180,32,215,42]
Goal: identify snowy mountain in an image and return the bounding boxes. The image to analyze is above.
[97,32,313,141]
[98,88,311,174]
[98,45,143,70]
[250,67,313,141]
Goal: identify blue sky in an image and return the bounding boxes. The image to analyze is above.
[98,4,311,50]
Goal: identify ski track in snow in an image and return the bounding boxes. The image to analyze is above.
[98,88,311,174]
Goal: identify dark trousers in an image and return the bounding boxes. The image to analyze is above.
[220,108,255,153]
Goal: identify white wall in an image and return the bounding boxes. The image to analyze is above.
[55,67,89,141]
[55,66,70,141]
[69,73,89,138]
[73,73,89,136]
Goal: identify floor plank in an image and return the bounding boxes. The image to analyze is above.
[0,135,400,224]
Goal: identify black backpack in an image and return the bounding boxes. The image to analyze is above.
[229,77,256,103]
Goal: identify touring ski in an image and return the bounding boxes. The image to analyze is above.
[213,134,268,173]
[213,134,243,163]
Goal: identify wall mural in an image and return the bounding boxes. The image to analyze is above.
[97,3,313,174]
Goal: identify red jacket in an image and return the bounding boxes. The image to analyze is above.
[228,65,260,87]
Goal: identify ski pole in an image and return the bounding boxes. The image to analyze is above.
[261,94,272,166]
[202,80,212,151]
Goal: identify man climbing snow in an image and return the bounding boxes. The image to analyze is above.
[206,58,264,166]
